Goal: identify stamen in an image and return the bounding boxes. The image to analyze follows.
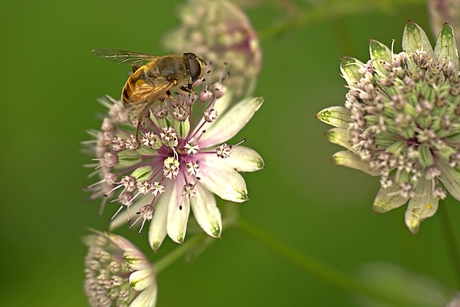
[163,157,180,179]
[186,161,200,176]
[184,138,200,155]
[129,205,154,234]
[110,193,133,222]
[204,108,218,122]
[182,182,198,200]
[160,127,178,148]
[151,181,165,196]
[216,138,246,158]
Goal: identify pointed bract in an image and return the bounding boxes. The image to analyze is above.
[434,23,459,69]
[369,39,392,62]
[85,70,264,250]
[373,184,409,213]
[316,106,352,128]
[340,56,365,85]
[332,151,381,176]
[325,128,353,151]
[402,21,434,56]
[405,178,439,234]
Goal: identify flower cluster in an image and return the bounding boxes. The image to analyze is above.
[163,0,262,101]
[317,21,460,234]
[83,231,157,307]
[84,69,264,250]
[447,293,460,307]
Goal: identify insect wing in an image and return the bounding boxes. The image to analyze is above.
[124,80,176,126]
[92,48,158,65]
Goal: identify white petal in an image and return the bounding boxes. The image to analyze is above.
[373,184,409,213]
[405,178,439,234]
[188,92,234,138]
[190,183,222,237]
[212,89,233,115]
[219,146,264,172]
[200,158,248,202]
[148,183,173,251]
[130,270,155,291]
[166,177,190,244]
[199,97,264,147]
[81,233,102,247]
[105,232,147,263]
[129,281,157,307]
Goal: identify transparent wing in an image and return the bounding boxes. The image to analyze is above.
[125,80,177,126]
[91,48,158,65]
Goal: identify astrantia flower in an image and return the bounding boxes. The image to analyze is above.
[84,70,264,250]
[447,293,460,307]
[83,230,157,307]
[163,0,262,101]
[316,21,460,234]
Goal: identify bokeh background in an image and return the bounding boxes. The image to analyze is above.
[1,0,459,306]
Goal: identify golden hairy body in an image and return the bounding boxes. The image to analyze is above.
[92,49,207,137]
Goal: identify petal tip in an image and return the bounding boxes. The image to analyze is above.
[151,241,162,252]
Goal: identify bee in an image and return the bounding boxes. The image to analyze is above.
[92,48,207,138]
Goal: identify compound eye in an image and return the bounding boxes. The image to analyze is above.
[185,53,202,82]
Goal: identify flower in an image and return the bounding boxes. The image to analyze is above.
[447,293,460,307]
[83,230,157,307]
[316,21,460,234]
[354,261,454,307]
[163,0,262,102]
[84,69,264,250]
[427,0,460,45]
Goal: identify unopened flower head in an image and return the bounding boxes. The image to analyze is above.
[83,230,157,307]
[84,66,265,250]
[163,0,262,101]
[317,21,460,234]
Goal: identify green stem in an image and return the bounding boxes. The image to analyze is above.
[258,0,422,40]
[236,218,432,307]
[439,202,460,289]
[153,233,204,274]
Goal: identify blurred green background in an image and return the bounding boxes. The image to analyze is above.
[1,0,459,306]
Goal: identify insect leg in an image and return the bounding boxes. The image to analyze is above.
[135,120,141,142]
[131,64,141,73]
[180,85,196,95]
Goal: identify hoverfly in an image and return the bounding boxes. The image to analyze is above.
[92,48,207,138]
